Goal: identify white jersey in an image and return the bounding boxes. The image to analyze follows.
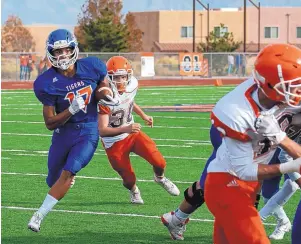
[208,78,301,180]
[98,76,139,148]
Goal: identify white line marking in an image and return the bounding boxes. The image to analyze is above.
[0,206,276,226]
[1,172,194,184]
[1,133,211,143]
[2,114,210,119]
[151,116,209,120]
[2,121,209,129]
[1,108,37,110]
[2,149,208,160]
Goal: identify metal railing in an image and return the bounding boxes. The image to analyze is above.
[1,52,258,81]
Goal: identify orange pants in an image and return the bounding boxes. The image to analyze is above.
[104,131,166,187]
[205,173,270,244]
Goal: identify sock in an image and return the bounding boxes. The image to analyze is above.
[259,179,299,222]
[260,180,297,222]
[130,186,139,193]
[175,208,190,222]
[273,206,289,222]
[273,180,299,206]
[37,194,58,217]
[154,174,165,182]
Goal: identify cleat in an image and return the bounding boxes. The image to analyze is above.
[269,219,292,240]
[28,211,44,232]
[161,211,189,240]
[154,176,180,196]
[130,187,144,204]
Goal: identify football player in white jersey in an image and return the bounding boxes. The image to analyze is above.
[161,44,301,243]
[98,56,180,204]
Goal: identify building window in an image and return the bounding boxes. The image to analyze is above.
[181,26,193,38]
[214,26,228,37]
[297,27,301,38]
[264,27,279,38]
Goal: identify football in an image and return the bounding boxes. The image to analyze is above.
[94,84,113,103]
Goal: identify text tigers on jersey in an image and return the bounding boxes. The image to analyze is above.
[66,81,85,91]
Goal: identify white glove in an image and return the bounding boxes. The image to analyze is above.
[280,157,301,174]
[68,95,85,115]
[99,85,121,106]
[254,111,286,145]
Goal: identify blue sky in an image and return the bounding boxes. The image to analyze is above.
[2,0,301,26]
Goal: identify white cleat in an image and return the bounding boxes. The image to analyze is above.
[28,211,44,232]
[161,211,189,240]
[154,176,180,196]
[269,219,292,240]
[130,187,144,204]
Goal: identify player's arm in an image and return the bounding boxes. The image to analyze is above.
[225,137,301,180]
[133,103,153,127]
[98,113,141,137]
[42,95,85,130]
[43,105,72,130]
[278,136,301,159]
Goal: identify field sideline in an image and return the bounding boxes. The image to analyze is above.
[2,86,298,244]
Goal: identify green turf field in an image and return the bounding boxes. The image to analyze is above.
[2,86,299,244]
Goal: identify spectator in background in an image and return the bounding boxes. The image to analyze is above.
[235,54,241,76]
[227,54,234,76]
[241,54,247,77]
[26,54,35,80]
[19,51,29,80]
[38,56,51,76]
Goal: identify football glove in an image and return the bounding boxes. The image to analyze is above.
[68,95,85,115]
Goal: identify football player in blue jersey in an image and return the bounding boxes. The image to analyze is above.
[28,29,117,232]
[292,199,301,244]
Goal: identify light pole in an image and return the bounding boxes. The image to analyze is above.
[244,0,261,52]
[286,13,290,43]
[193,0,209,52]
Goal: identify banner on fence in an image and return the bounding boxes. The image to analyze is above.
[179,53,208,76]
[140,52,155,77]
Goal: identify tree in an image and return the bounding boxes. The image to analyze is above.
[80,8,129,52]
[125,12,143,52]
[197,24,241,52]
[197,24,242,76]
[75,0,143,52]
[1,15,36,52]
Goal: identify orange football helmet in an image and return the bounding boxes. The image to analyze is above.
[253,43,301,107]
[106,56,133,93]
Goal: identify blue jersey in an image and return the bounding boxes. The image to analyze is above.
[34,57,106,123]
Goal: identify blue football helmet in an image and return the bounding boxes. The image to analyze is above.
[46,29,79,70]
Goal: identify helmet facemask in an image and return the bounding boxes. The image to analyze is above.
[46,36,79,70]
[274,64,301,108]
[107,69,133,94]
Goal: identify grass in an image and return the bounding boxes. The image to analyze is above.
[1,85,298,244]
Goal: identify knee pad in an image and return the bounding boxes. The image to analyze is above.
[184,181,205,208]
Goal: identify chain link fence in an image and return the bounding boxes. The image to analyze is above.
[1,52,258,81]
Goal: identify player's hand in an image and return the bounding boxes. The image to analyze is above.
[142,115,153,128]
[254,110,286,145]
[125,123,141,133]
[68,95,85,115]
[99,85,121,106]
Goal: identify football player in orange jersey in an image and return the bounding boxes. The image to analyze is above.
[98,56,180,204]
[161,44,301,243]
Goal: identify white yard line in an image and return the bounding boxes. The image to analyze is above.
[2,172,194,184]
[1,206,276,226]
[2,121,209,129]
[2,149,208,160]
[1,133,211,144]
